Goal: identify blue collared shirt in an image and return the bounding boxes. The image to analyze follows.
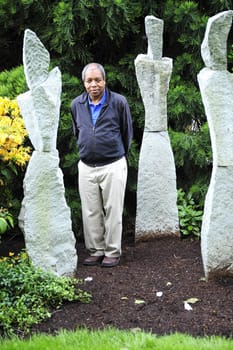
[88,90,106,125]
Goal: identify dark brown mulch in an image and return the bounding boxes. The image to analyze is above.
[1,232,233,338]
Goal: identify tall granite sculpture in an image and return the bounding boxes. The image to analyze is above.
[17,29,77,276]
[135,16,179,241]
[198,11,233,279]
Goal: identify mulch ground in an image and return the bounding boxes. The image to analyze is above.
[1,232,233,338]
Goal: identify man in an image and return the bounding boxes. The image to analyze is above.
[71,63,133,267]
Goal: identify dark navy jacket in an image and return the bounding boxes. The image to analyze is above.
[71,88,133,166]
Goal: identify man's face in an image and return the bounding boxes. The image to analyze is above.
[84,68,106,101]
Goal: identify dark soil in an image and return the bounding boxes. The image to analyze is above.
[1,232,233,338]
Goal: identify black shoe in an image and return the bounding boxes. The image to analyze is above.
[83,255,104,266]
[101,256,120,267]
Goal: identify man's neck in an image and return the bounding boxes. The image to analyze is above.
[90,96,102,105]
[89,90,105,105]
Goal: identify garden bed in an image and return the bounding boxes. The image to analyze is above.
[1,233,233,338]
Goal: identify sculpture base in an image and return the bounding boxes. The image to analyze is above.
[135,230,180,243]
[19,151,78,276]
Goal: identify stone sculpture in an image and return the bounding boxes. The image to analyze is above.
[198,10,233,279]
[17,29,77,276]
[135,16,180,242]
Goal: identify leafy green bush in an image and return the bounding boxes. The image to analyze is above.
[169,123,212,203]
[0,208,14,239]
[0,251,91,337]
[177,189,203,239]
[0,66,27,98]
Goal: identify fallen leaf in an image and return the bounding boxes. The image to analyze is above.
[134,299,145,305]
[185,297,200,304]
[199,277,206,282]
[130,327,142,333]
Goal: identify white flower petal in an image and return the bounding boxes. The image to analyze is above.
[84,276,93,282]
[184,302,193,311]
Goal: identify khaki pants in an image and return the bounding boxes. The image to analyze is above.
[78,157,127,257]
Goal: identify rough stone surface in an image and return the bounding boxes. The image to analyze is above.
[17,67,61,152]
[198,11,233,279]
[198,68,233,167]
[201,166,233,279]
[19,151,77,276]
[135,16,179,241]
[23,29,50,90]
[145,15,163,60]
[201,11,233,70]
[136,132,179,240]
[17,29,77,276]
[134,56,172,131]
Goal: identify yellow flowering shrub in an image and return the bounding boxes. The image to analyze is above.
[0,97,31,166]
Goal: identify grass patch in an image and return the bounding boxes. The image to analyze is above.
[1,328,233,350]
